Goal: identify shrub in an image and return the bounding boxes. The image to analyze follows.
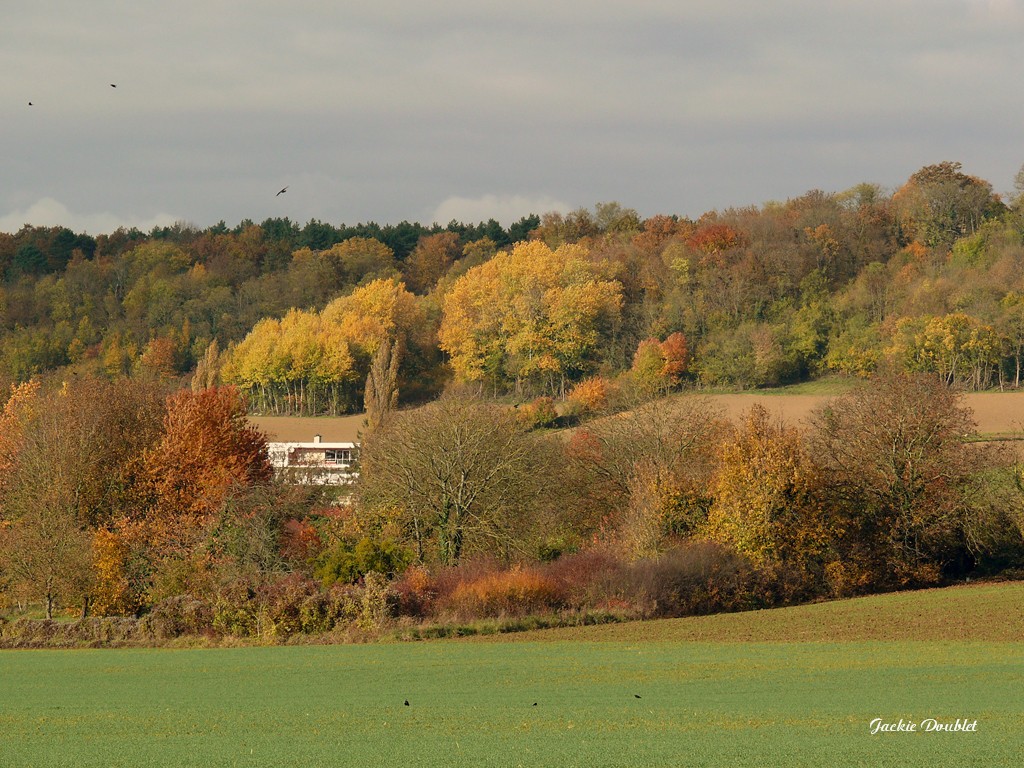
[517,397,559,429]
[391,565,436,617]
[542,548,628,611]
[0,617,146,648]
[259,574,322,638]
[625,541,761,617]
[356,571,398,630]
[315,536,413,588]
[567,376,613,416]
[443,566,563,619]
[143,595,216,639]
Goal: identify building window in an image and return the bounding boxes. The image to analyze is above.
[324,449,352,465]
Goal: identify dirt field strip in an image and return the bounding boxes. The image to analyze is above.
[248,413,366,442]
[698,391,1024,436]
[247,390,1024,443]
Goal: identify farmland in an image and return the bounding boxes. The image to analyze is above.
[699,390,1024,438]
[248,388,1024,443]
[2,582,1022,767]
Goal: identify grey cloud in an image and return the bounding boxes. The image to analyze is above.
[2,1,1023,231]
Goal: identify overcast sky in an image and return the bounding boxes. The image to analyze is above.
[2,1,1023,234]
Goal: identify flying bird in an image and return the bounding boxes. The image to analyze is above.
[28,102,33,106]
[110,84,117,88]
[276,186,288,197]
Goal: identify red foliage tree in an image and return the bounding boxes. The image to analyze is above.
[659,332,689,385]
[142,386,272,552]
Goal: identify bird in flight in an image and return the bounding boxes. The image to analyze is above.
[110,84,117,88]
[28,101,33,106]
[276,186,288,196]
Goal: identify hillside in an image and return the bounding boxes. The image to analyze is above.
[3,163,1024,411]
[474,581,1024,644]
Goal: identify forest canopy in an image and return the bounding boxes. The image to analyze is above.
[1,162,1023,407]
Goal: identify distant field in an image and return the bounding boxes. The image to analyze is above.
[695,391,1024,436]
[247,389,1024,443]
[667,391,1024,438]
[2,583,1023,767]
[248,413,365,443]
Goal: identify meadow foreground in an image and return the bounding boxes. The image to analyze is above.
[2,582,1022,768]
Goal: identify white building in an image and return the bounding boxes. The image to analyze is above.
[267,434,359,485]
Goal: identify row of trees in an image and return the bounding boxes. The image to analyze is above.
[357,374,1021,595]
[2,372,1023,630]
[3,162,1024,404]
[0,379,273,618]
[220,278,433,414]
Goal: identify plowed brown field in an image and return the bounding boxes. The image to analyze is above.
[701,391,1024,435]
[248,413,365,442]
[247,390,1024,443]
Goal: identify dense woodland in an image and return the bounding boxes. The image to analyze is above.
[4,161,1024,642]
[2,161,1024,405]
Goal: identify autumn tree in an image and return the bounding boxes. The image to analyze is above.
[323,237,396,284]
[403,232,462,294]
[893,162,1001,248]
[0,381,90,618]
[809,373,987,589]
[191,338,223,390]
[439,241,623,396]
[997,292,1024,388]
[0,377,165,617]
[357,395,543,565]
[566,395,722,554]
[0,381,40,495]
[140,386,272,563]
[703,406,829,595]
[363,337,402,434]
[888,313,1000,390]
[630,332,689,396]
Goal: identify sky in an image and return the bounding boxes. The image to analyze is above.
[2,0,1023,235]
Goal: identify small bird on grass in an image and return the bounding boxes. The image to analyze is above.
[634,694,642,699]
[404,700,409,706]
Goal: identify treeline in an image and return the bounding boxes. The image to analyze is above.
[3,374,1024,642]
[0,214,538,395]
[0,379,272,620]
[4,162,1024,406]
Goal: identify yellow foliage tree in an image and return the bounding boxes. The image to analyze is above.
[225,277,422,414]
[439,241,623,395]
[703,406,829,593]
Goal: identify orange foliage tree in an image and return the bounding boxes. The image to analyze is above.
[630,332,689,396]
[141,386,272,558]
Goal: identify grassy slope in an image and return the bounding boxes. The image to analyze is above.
[1,583,1023,767]
[472,581,1024,644]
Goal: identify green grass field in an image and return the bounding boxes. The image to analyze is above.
[2,584,1023,767]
